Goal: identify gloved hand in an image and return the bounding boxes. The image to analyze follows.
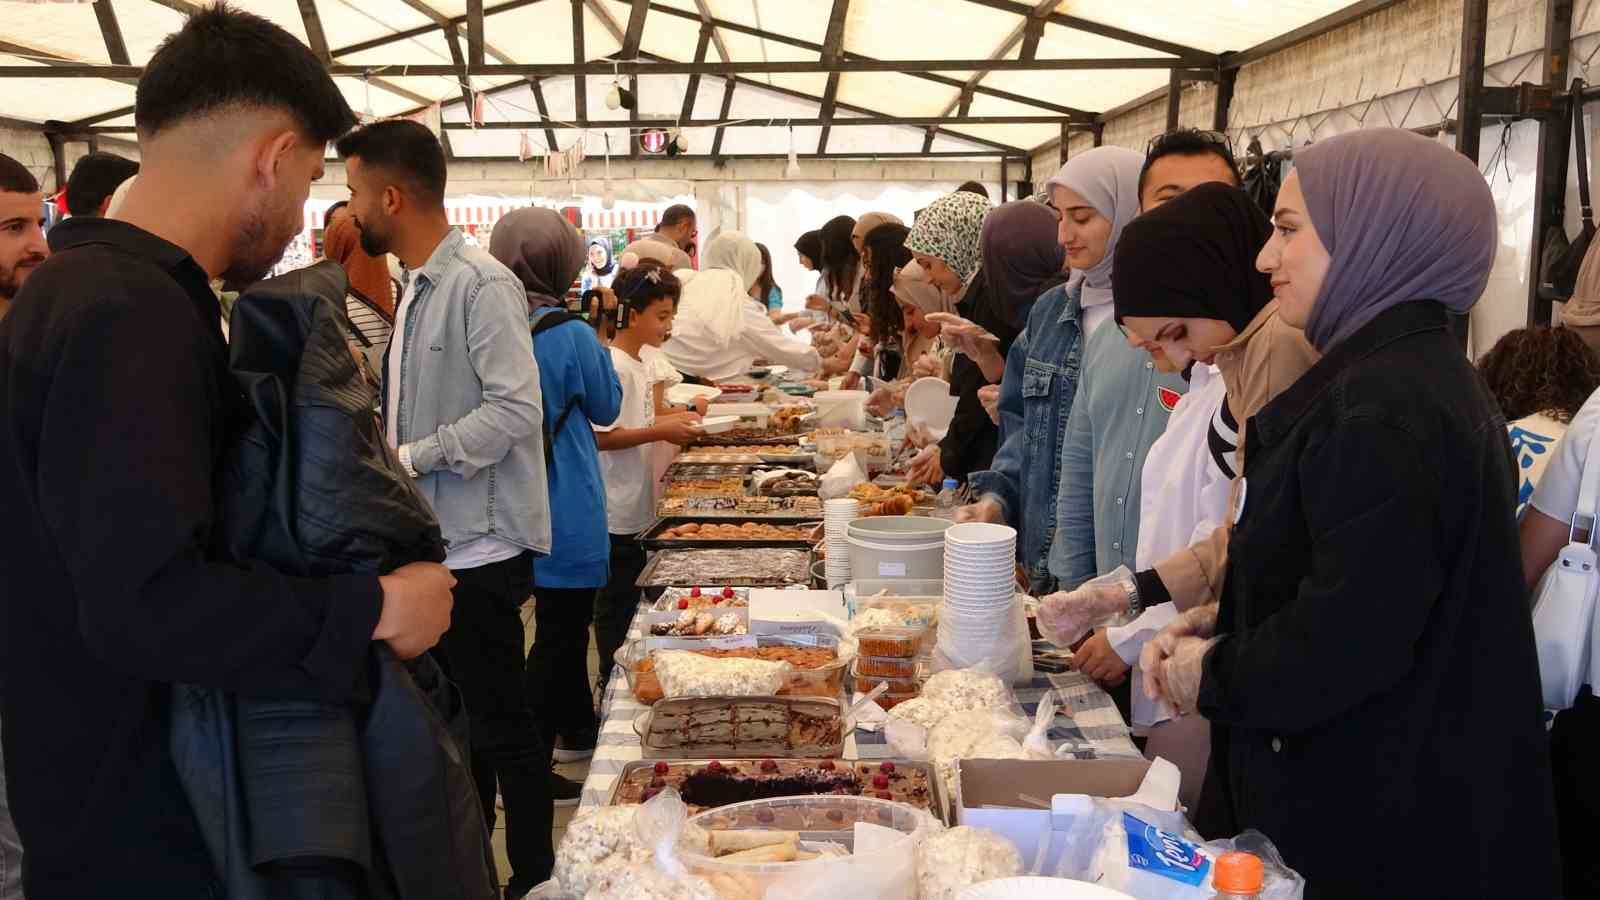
[1140,603,1220,704]
[978,384,1001,425]
[1036,567,1135,647]
[912,354,943,379]
[1148,635,1219,715]
[905,444,943,487]
[867,385,901,418]
[955,496,1004,524]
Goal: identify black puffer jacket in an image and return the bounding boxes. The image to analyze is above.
[171,262,497,900]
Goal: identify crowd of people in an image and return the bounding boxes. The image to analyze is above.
[4,4,1600,900]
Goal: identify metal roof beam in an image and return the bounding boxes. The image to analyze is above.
[467,0,484,67]
[690,0,733,66]
[92,0,131,66]
[147,0,203,17]
[816,0,850,154]
[620,0,649,60]
[529,76,559,151]
[680,22,712,122]
[640,1,1095,118]
[958,0,1214,63]
[436,114,1097,129]
[710,78,736,161]
[332,0,543,58]
[571,0,586,121]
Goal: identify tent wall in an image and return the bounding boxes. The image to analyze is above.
[1029,0,1600,358]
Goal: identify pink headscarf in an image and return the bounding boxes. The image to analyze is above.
[1295,128,1496,351]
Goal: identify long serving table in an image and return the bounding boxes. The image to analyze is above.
[576,602,1142,812]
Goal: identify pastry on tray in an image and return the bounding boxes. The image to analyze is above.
[613,759,934,814]
[637,697,844,758]
[630,644,843,703]
[655,522,817,542]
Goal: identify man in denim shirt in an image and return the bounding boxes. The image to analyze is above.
[339,120,555,894]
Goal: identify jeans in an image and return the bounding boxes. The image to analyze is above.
[593,534,647,694]
[0,714,21,900]
[433,551,553,895]
[526,587,599,749]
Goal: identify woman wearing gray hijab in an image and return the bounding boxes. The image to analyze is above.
[1141,129,1558,897]
[489,208,623,780]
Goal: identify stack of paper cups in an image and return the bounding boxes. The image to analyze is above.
[823,498,860,588]
[939,522,1020,668]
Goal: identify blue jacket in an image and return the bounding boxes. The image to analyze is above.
[967,282,1084,591]
[529,309,623,588]
[1047,321,1187,590]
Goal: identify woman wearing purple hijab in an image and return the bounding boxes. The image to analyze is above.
[1141,129,1559,897]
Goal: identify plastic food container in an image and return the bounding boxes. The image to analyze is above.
[682,796,935,898]
[876,690,919,710]
[620,634,853,704]
[851,666,918,695]
[634,697,846,759]
[855,624,928,658]
[854,654,917,679]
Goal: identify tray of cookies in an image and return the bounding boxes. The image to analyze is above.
[638,519,822,550]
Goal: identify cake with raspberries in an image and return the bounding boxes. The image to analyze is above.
[612,759,936,815]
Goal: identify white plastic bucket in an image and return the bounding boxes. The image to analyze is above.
[813,389,869,429]
[846,515,953,580]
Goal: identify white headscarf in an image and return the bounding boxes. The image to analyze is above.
[1045,146,1144,294]
[675,231,763,349]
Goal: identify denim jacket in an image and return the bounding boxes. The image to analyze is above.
[968,282,1084,591]
[384,229,551,555]
[1047,321,1187,590]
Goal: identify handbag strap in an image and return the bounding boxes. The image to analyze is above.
[1575,79,1593,229]
[1572,416,1600,544]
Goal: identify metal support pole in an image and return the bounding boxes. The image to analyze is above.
[1165,69,1183,132]
[1059,119,1070,166]
[1456,0,1489,163]
[1092,122,1104,147]
[1529,0,1576,327]
[1001,157,1009,202]
[1214,66,1237,133]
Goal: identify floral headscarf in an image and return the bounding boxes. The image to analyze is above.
[906,191,991,284]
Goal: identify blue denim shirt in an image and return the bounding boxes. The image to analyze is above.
[384,229,550,556]
[1047,321,1187,590]
[967,282,1084,591]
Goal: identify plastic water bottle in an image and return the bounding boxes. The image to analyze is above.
[934,478,961,519]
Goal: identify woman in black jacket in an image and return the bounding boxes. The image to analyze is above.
[1142,128,1559,897]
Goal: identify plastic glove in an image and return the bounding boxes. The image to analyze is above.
[1036,566,1135,647]
[903,422,935,451]
[912,353,943,379]
[955,496,1004,524]
[1150,636,1219,715]
[905,444,943,487]
[866,385,900,419]
[1140,603,1220,703]
[978,384,1001,425]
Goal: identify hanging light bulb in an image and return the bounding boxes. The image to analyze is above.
[605,81,623,111]
[785,125,801,179]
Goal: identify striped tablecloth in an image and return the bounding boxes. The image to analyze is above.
[577,610,1141,811]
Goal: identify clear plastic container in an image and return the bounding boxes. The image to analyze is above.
[855,624,928,658]
[681,795,935,897]
[876,690,920,710]
[620,634,853,704]
[852,666,919,695]
[854,654,918,679]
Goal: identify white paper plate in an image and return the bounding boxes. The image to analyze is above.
[693,415,742,434]
[958,877,1135,900]
[904,377,959,438]
[666,383,722,405]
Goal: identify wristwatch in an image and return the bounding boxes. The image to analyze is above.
[1122,576,1142,619]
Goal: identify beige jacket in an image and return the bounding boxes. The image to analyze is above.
[1152,300,1321,609]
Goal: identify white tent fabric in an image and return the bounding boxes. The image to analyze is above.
[0,0,1360,157]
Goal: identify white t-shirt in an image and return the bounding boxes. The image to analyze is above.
[1106,364,1232,730]
[1531,389,1600,525]
[642,345,684,483]
[596,345,662,535]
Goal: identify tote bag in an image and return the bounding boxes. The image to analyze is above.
[1531,423,1600,709]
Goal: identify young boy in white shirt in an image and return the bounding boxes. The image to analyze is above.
[592,261,703,693]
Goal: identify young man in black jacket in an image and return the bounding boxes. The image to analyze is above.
[0,9,455,898]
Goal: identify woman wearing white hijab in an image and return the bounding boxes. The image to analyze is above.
[662,230,820,382]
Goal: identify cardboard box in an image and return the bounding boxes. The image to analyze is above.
[955,757,1159,871]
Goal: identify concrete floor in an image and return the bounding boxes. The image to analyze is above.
[489,598,602,896]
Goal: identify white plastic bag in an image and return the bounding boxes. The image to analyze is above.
[916,825,1023,900]
[818,453,869,500]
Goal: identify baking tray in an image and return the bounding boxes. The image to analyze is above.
[636,547,814,588]
[631,696,845,759]
[656,496,825,522]
[606,758,946,822]
[693,433,807,447]
[638,519,821,550]
[661,464,758,482]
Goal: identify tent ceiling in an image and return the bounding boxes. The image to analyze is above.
[0,0,1361,159]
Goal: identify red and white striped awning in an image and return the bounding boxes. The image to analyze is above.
[580,209,663,231]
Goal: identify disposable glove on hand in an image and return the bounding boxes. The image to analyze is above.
[978,384,1001,425]
[1036,567,1135,647]
[1140,603,1220,703]
[1150,636,1219,715]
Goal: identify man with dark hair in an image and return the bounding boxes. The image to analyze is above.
[324,198,350,229]
[0,150,45,900]
[0,152,45,323]
[649,202,697,252]
[0,9,457,897]
[338,118,557,895]
[63,151,139,218]
[1138,128,1240,209]
[956,180,990,199]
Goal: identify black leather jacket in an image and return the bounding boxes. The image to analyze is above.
[171,262,497,899]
